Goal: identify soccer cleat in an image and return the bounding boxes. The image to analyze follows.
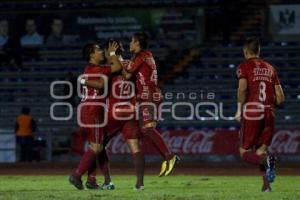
[85,181,100,189]
[69,175,84,190]
[266,155,276,183]
[134,185,144,191]
[164,155,180,176]
[158,160,167,177]
[100,182,115,190]
[261,185,272,192]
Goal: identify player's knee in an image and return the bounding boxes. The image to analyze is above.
[239,148,247,158]
[90,142,103,154]
[256,147,267,156]
[127,139,140,154]
[142,121,157,131]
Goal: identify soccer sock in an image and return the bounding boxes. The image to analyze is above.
[132,151,144,187]
[98,149,111,184]
[87,159,97,183]
[144,128,173,160]
[259,164,269,187]
[242,151,265,166]
[74,147,97,178]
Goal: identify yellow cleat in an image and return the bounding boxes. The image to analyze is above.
[164,155,180,176]
[158,160,167,177]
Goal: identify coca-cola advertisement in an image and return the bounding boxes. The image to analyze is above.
[269,130,300,154]
[104,129,300,155]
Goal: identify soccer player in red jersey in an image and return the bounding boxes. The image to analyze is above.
[235,38,285,192]
[122,32,179,177]
[69,41,123,190]
[85,40,145,190]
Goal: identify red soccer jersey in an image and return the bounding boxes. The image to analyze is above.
[125,50,159,98]
[237,58,281,108]
[81,64,111,103]
[108,75,136,106]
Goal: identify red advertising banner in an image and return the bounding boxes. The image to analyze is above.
[105,129,300,155]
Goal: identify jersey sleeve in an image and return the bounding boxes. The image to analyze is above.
[125,55,145,73]
[96,66,111,75]
[236,63,248,79]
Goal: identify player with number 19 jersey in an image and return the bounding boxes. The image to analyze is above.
[237,58,281,149]
[105,73,141,140]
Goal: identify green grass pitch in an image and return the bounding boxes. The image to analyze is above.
[0,175,299,200]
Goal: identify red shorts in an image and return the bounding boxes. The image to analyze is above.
[137,88,162,127]
[139,103,159,127]
[78,104,106,144]
[105,109,141,140]
[239,110,275,149]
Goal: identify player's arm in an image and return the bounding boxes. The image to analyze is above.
[275,84,285,106]
[235,78,248,122]
[123,54,144,74]
[122,69,133,80]
[274,70,285,106]
[108,41,122,73]
[80,78,104,89]
[121,57,144,80]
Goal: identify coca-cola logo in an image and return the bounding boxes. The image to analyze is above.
[106,130,216,154]
[162,130,216,154]
[270,130,300,154]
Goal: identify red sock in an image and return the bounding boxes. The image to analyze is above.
[132,152,144,187]
[242,151,265,166]
[87,159,97,183]
[98,149,111,184]
[144,128,173,160]
[74,148,96,178]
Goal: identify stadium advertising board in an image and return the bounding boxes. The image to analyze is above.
[269,5,300,39]
[105,129,300,155]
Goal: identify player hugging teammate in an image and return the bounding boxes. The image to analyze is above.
[69,32,179,191]
[235,38,285,192]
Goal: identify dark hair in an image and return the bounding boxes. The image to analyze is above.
[243,37,260,55]
[21,106,30,115]
[82,43,97,62]
[133,32,149,50]
[106,39,124,56]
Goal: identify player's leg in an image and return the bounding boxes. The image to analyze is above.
[256,144,271,192]
[86,135,114,190]
[86,158,98,189]
[257,110,276,184]
[127,139,144,190]
[69,125,103,190]
[239,118,274,192]
[139,104,178,176]
[123,120,144,190]
[239,118,267,165]
[97,148,115,190]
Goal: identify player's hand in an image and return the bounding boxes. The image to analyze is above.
[108,41,119,55]
[121,60,130,68]
[235,110,241,123]
[79,77,87,85]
